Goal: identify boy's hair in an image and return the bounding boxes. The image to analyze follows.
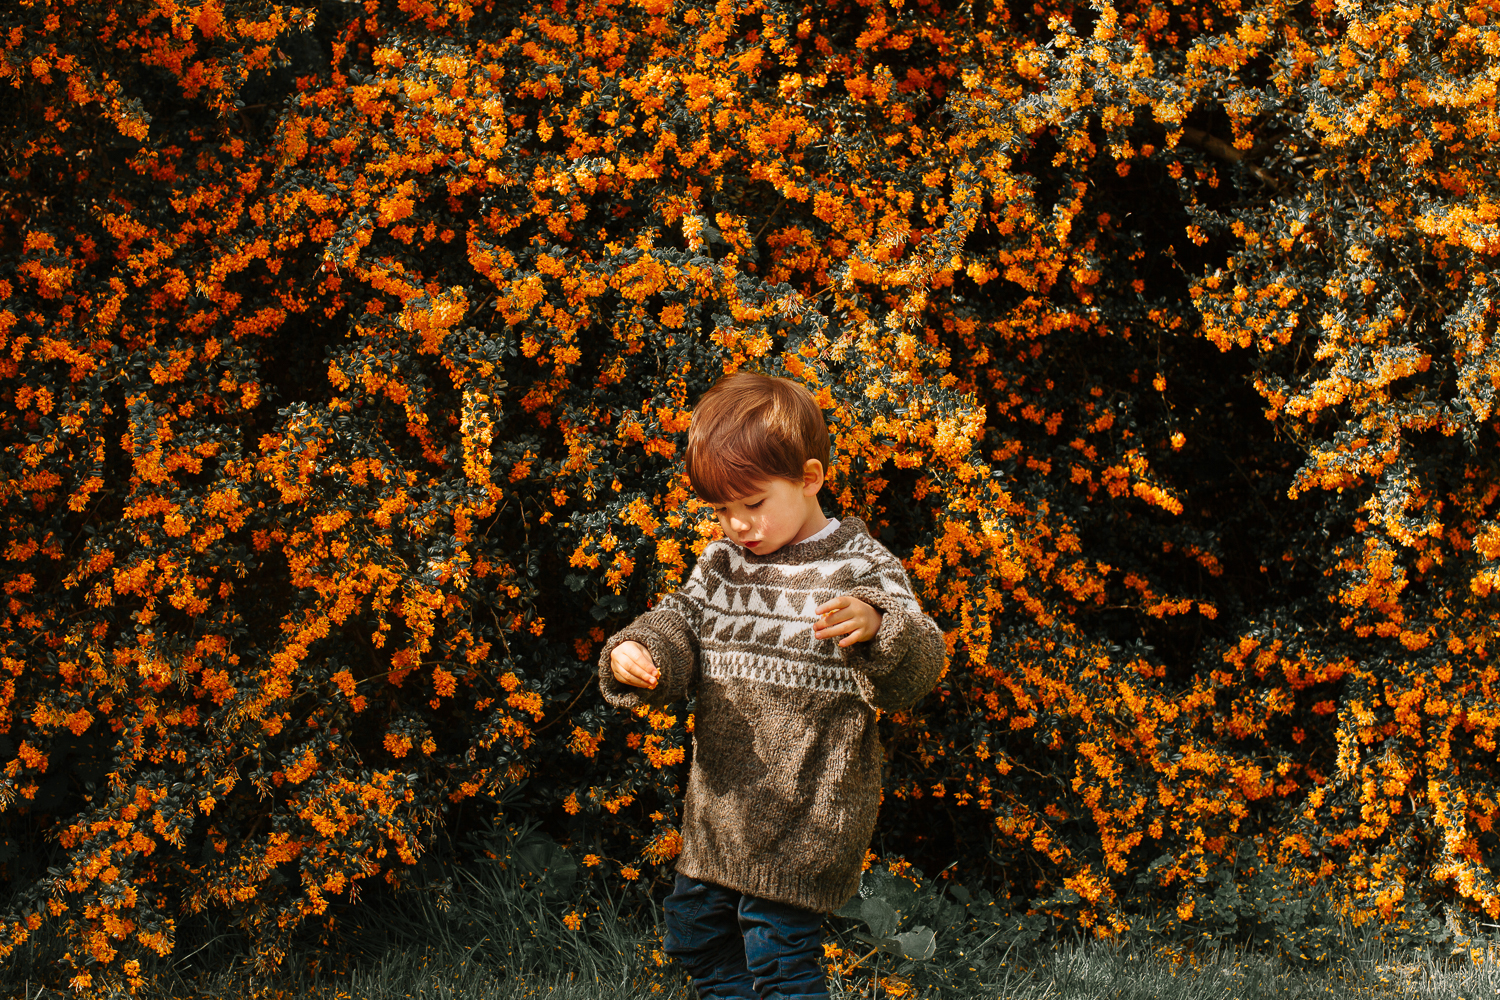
[685,373,831,504]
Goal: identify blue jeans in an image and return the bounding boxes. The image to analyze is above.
[662,874,830,1000]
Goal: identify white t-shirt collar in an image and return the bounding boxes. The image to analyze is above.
[798,517,841,545]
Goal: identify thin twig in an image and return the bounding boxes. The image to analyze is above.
[842,944,883,973]
[171,932,240,970]
[534,678,597,733]
[1160,125,1279,187]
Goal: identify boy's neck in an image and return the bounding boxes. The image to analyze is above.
[789,502,831,546]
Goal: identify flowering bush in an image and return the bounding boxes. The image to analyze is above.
[4,0,1500,990]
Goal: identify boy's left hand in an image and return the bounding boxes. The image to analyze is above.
[814,595,883,647]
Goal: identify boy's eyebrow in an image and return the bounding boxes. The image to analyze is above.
[713,490,768,509]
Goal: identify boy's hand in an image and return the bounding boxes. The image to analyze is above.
[814,595,884,647]
[611,640,659,689]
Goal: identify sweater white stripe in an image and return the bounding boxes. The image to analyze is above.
[702,649,860,694]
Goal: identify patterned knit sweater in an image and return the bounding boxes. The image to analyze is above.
[596,516,946,913]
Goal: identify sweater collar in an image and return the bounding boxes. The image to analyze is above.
[734,516,868,565]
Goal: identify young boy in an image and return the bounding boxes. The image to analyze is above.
[596,372,946,1000]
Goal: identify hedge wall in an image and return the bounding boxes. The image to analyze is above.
[3,0,1500,988]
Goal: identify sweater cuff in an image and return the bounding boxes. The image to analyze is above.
[839,585,914,679]
[597,618,695,707]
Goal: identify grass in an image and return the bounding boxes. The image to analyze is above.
[71,929,1500,1000]
[949,935,1500,1000]
[171,949,692,1000]
[12,924,1500,1000]
[8,822,1500,1000]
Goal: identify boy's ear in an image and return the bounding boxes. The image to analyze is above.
[801,459,825,496]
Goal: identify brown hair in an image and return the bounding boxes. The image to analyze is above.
[684,373,831,504]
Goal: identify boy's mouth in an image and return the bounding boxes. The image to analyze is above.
[743,539,761,549]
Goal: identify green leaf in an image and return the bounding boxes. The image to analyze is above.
[834,896,865,920]
[853,924,936,962]
[892,925,937,962]
[860,896,901,938]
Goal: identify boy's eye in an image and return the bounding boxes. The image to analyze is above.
[747,500,765,509]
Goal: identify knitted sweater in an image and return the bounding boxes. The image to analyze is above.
[596,516,946,913]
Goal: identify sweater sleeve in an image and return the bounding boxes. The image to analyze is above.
[839,551,946,712]
[596,554,710,709]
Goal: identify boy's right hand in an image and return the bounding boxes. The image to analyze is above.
[610,640,659,689]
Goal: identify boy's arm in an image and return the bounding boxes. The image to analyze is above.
[596,556,710,708]
[839,555,946,712]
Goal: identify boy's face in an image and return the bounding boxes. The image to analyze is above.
[710,460,828,556]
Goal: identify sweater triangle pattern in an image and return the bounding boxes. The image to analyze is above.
[685,537,901,696]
